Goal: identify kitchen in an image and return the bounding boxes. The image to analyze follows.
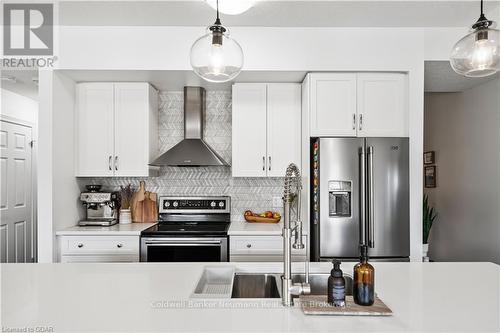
[1,0,499,332]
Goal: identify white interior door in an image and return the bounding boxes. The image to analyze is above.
[0,120,33,263]
[113,83,149,176]
[232,84,267,177]
[75,83,114,176]
[267,84,301,177]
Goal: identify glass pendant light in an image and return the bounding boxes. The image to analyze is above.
[450,0,500,77]
[190,0,244,83]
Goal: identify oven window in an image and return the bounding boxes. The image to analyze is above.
[146,245,222,262]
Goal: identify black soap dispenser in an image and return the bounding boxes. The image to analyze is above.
[328,259,346,307]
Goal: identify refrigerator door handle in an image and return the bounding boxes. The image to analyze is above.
[367,146,375,248]
[359,146,367,246]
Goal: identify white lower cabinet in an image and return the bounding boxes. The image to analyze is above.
[58,235,140,263]
[229,236,306,262]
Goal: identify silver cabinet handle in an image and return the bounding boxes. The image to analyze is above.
[108,156,112,171]
[246,244,252,248]
[359,146,367,246]
[115,156,118,171]
[268,156,271,171]
[367,146,375,248]
[262,156,265,171]
[352,114,356,130]
[359,114,363,131]
[77,243,83,248]
[117,243,123,248]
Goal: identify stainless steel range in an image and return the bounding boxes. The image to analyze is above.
[140,196,230,262]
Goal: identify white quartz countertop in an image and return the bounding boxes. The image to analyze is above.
[228,220,285,235]
[55,223,156,236]
[2,262,499,333]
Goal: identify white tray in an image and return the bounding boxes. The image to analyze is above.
[191,266,235,299]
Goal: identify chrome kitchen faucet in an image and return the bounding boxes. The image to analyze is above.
[282,163,311,306]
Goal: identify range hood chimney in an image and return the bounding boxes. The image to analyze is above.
[150,87,229,167]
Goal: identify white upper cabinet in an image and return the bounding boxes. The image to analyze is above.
[76,83,115,177]
[75,82,158,177]
[114,83,158,176]
[232,84,267,177]
[232,83,301,177]
[356,73,408,137]
[309,73,357,137]
[304,72,408,137]
[266,84,301,177]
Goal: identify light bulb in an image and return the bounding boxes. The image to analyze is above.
[470,39,496,70]
[209,44,225,75]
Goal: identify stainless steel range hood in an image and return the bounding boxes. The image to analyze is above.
[150,87,229,167]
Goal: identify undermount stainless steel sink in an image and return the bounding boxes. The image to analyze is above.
[231,273,281,298]
[231,273,353,299]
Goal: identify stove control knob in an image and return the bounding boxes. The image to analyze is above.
[218,201,225,208]
[210,201,216,208]
[165,201,171,207]
[173,201,179,208]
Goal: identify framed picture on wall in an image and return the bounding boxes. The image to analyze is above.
[425,166,437,188]
[424,151,435,164]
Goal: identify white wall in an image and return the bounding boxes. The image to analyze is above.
[424,78,500,264]
[37,70,79,262]
[0,89,38,124]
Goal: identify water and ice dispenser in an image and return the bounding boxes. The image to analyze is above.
[328,181,352,217]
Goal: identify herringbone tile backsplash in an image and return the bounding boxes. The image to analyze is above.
[79,91,285,221]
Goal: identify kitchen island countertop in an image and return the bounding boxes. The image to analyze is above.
[1,262,499,332]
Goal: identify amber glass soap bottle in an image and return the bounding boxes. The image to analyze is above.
[353,245,375,306]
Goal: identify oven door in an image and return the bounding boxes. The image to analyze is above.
[140,237,228,262]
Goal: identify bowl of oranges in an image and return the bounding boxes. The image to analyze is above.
[244,210,281,223]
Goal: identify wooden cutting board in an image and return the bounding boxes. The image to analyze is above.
[131,182,158,223]
[299,295,392,316]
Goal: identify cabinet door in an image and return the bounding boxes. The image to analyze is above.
[309,73,357,137]
[114,83,150,176]
[232,84,267,177]
[357,73,408,137]
[75,83,114,176]
[267,84,301,177]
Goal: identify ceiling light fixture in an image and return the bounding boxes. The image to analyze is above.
[205,0,257,15]
[450,0,500,77]
[190,0,244,83]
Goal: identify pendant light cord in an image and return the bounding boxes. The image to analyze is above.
[480,0,483,16]
[214,0,221,26]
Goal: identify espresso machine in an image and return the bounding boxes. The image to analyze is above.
[79,185,120,226]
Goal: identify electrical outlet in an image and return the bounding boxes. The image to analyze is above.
[272,196,283,208]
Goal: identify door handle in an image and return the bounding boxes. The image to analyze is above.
[367,146,375,248]
[352,114,356,130]
[359,146,367,246]
[115,156,118,171]
[359,114,363,131]
[262,156,265,171]
[108,156,112,171]
[268,156,271,171]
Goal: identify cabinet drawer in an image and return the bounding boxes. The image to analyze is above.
[60,236,139,255]
[230,236,306,255]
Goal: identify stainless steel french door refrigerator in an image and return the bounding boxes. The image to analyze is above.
[311,137,409,261]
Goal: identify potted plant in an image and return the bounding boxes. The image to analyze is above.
[119,184,134,224]
[423,195,437,261]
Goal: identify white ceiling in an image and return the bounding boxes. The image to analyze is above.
[59,0,500,27]
[2,63,498,101]
[60,69,308,90]
[0,70,39,100]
